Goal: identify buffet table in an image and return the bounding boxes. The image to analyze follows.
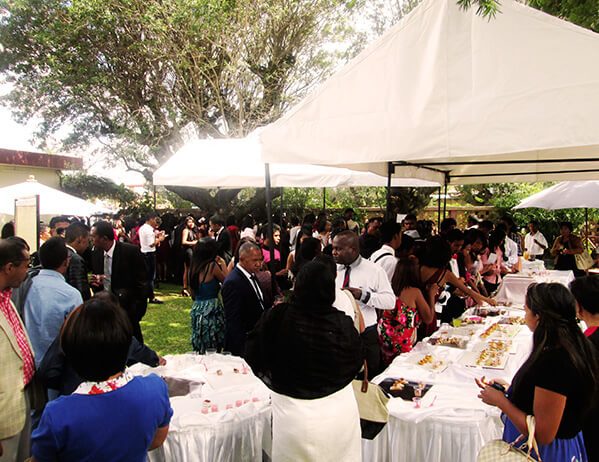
[495,270,574,306]
[363,307,532,462]
[128,354,271,462]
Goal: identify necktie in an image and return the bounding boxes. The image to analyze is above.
[342,265,351,288]
[250,274,265,310]
[103,254,112,292]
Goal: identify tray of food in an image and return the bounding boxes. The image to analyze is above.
[465,306,506,317]
[498,315,526,325]
[461,315,485,325]
[460,343,509,369]
[479,323,521,339]
[408,353,448,372]
[427,335,469,349]
[378,377,433,400]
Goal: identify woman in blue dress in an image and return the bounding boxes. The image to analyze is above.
[189,238,229,353]
[477,283,598,461]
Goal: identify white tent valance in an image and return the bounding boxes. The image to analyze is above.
[260,0,599,185]
[153,134,439,188]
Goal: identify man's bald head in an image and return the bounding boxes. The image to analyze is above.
[332,230,360,265]
[238,241,263,274]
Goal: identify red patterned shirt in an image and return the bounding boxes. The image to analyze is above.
[0,289,35,385]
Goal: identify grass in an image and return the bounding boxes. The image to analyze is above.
[140,282,193,356]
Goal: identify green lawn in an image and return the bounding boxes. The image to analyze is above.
[141,283,193,356]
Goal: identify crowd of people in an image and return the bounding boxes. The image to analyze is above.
[0,208,598,461]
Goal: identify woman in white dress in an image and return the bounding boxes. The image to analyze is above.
[246,260,363,462]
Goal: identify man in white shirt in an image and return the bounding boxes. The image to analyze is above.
[369,221,401,282]
[524,220,548,259]
[332,231,395,379]
[138,213,165,304]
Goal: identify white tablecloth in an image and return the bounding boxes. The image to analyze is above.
[363,308,533,462]
[495,270,574,306]
[129,354,272,462]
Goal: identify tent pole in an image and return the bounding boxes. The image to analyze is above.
[386,162,393,220]
[585,207,589,250]
[264,164,276,288]
[323,187,326,212]
[443,180,448,220]
[437,187,441,231]
[279,187,284,227]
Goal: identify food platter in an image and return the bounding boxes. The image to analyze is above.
[407,353,449,373]
[459,341,511,370]
[427,334,469,349]
[479,323,521,339]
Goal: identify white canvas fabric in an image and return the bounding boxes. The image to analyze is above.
[260,0,599,185]
[0,177,111,216]
[153,132,439,188]
[515,181,599,209]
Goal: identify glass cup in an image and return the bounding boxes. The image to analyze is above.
[206,348,217,356]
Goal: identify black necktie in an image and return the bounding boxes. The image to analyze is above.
[250,274,265,309]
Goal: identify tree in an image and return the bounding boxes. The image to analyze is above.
[60,172,137,209]
[0,0,358,212]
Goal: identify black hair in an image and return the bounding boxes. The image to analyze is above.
[570,275,599,315]
[0,236,29,268]
[380,221,402,244]
[1,222,15,239]
[292,237,322,276]
[528,220,539,227]
[416,220,434,240]
[404,214,417,222]
[398,234,416,258]
[391,258,421,296]
[226,215,237,227]
[464,229,488,251]
[312,254,337,278]
[49,215,70,229]
[65,222,90,244]
[240,215,255,230]
[39,236,68,270]
[188,238,220,297]
[293,260,335,307]
[294,225,314,254]
[418,236,452,268]
[302,213,316,226]
[145,212,159,222]
[488,229,506,253]
[260,223,281,242]
[210,214,225,226]
[479,220,494,231]
[290,216,300,226]
[445,228,465,243]
[467,215,480,226]
[440,217,457,233]
[559,221,574,232]
[60,298,132,382]
[344,208,355,215]
[316,219,329,234]
[92,220,115,241]
[501,215,515,228]
[517,283,598,407]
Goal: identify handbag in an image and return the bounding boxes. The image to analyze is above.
[351,361,390,440]
[575,251,594,270]
[477,415,542,462]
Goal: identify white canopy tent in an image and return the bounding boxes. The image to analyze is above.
[153,135,439,188]
[514,181,599,210]
[0,176,112,216]
[260,0,599,185]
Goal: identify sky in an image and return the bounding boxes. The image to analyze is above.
[0,96,146,187]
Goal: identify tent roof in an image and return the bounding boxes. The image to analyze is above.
[0,177,111,216]
[260,0,599,185]
[153,135,439,188]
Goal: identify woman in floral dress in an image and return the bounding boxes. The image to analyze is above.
[189,238,229,353]
[378,258,435,365]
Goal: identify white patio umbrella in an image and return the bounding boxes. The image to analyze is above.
[514,181,599,248]
[514,181,599,210]
[0,176,112,216]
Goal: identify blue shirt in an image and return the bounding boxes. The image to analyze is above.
[31,374,173,462]
[23,269,83,366]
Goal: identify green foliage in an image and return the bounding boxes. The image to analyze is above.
[527,0,599,32]
[60,172,136,208]
[456,0,501,18]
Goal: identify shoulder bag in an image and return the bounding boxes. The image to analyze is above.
[351,360,390,440]
[575,251,594,270]
[477,415,542,462]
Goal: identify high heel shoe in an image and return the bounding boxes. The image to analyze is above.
[181,288,191,297]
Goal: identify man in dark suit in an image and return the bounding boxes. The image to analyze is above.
[90,220,148,342]
[210,214,232,262]
[221,241,265,357]
[64,221,91,301]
